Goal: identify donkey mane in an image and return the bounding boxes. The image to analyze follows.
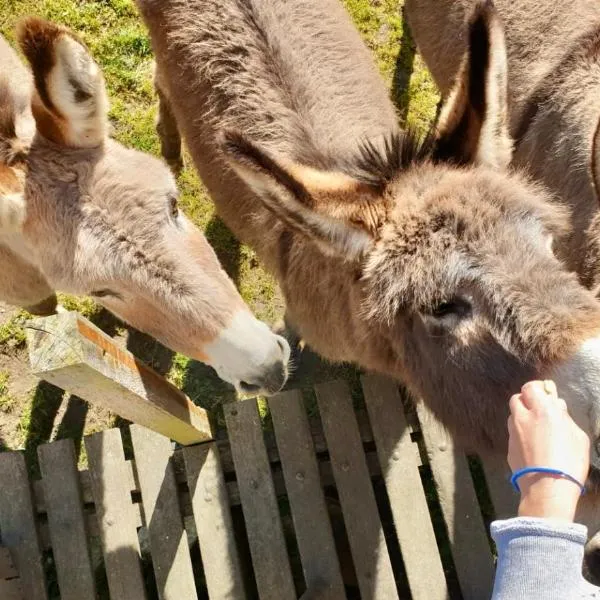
[344,128,438,189]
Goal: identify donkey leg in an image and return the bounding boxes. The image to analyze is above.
[154,67,183,174]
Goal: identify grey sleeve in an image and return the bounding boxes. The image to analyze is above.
[491,517,600,599]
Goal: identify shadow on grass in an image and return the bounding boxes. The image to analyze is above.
[205,215,242,287]
[391,8,417,123]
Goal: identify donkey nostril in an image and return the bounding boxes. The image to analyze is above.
[277,338,286,353]
[240,381,262,394]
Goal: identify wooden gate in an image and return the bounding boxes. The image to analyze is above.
[0,375,517,600]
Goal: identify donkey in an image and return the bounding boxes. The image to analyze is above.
[0,18,290,395]
[405,0,600,287]
[137,0,600,462]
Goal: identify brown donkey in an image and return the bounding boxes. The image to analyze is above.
[138,0,600,461]
[405,0,600,287]
[0,18,290,395]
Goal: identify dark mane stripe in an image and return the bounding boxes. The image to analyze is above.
[344,127,438,188]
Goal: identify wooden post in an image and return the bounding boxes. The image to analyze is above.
[26,312,212,445]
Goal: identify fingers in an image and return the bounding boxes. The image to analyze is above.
[517,380,568,414]
[543,379,558,398]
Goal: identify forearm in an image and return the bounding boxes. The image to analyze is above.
[491,517,598,599]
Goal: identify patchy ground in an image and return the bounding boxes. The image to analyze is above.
[0,0,439,472]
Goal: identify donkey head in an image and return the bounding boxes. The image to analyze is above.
[7,18,289,394]
[222,3,600,452]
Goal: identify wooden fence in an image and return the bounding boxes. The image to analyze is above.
[0,314,519,599]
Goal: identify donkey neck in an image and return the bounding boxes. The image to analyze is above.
[511,24,600,263]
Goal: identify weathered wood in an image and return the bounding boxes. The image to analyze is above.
[0,578,24,600]
[0,452,48,600]
[38,439,96,600]
[225,399,296,600]
[362,375,449,600]
[480,455,519,519]
[416,403,495,600]
[184,443,247,600]
[0,547,18,579]
[315,380,399,600]
[27,312,211,444]
[85,429,148,600]
[130,425,197,600]
[270,390,346,600]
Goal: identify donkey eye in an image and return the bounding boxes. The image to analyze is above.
[90,289,121,300]
[168,194,179,219]
[429,298,472,320]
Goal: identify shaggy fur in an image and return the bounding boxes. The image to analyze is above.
[0,19,289,392]
[405,0,600,281]
[138,0,600,461]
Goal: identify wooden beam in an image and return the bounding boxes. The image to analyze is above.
[26,312,212,445]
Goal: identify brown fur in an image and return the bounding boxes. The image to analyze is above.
[0,19,289,393]
[138,0,600,460]
[405,0,600,281]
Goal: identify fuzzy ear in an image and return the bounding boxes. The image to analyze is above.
[220,131,386,260]
[16,17,109,147]
[433,1,512,170]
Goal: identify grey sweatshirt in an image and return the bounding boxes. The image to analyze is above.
[491,517,600,599]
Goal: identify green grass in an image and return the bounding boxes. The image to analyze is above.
[0,371,15,412]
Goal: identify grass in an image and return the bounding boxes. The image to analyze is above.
[0,371,15,412]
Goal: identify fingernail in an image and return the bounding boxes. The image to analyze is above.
[543,380,557,396]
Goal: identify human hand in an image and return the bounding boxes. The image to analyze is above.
[508,380,590,522]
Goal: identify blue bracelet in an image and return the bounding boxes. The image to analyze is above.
[510,467,585,495]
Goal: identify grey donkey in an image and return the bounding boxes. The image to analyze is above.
[138,0,600,459]
[405,0,600,577]
[405,0,600,288]
[0,18,290,395]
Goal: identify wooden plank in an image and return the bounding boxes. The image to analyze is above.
[27,312,212,445]
[85,429,147,600]
[0,547,18,579]
[38,439,96,600]
[416,403,495,600]
[224,399,295,600]
[315,380,399,600]
[480,455,519,519]
[270,390,345,600]
[362,375,449,600]
[0,578,24,600]
[184,443,247,600]
[0,452,48,600]
[130,425,198,600]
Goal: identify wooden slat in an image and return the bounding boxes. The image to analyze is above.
[0,578,24,600]
[0,452,48,600]
[184,443,247,600]
[480,455,519,519]
[130,425,198,600]
[270,390,345,600]
[38,439,96,600]
[224,400,296,600]
[362,375,449,600]
[85,429,147,600]
[27,312,212,445]
[416,404,495,600]
[0,547,18,579]
[315,381,399,600]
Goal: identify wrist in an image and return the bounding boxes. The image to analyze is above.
[517,473,581,522]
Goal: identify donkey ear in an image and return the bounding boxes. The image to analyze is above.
[220,131,386,261]
[433,1,512,170]
[16,17,109,148]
